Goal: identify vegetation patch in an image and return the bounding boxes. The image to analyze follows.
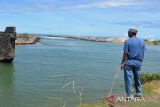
[144,39,160,45]
[141,73,160,84]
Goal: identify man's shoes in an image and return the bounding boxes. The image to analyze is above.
[134,95,142,98]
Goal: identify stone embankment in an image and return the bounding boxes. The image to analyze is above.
[16,34,40,45]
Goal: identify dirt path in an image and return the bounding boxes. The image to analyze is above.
[153,88,160,94]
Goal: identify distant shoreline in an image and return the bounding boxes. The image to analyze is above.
[48,35,127,43]
[47,35,160,45]
[15,33,160,45]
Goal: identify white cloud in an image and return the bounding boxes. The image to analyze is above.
[72,0,139,9]
[114,21,160,29]
[0,0,147,13]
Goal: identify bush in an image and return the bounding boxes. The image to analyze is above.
[140,73,160,84]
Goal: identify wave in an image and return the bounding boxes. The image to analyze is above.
[41,36,67,40]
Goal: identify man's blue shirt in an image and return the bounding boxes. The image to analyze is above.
[123,37,145,66]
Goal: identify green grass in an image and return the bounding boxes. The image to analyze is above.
[141,73,160,84]
[126,80,160,107]
[78,103,108,107]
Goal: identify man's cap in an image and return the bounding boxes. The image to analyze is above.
[128,28,137,33]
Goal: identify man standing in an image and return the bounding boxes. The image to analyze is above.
[121,28,145,98]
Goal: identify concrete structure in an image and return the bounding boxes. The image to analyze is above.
[0,27,16,62]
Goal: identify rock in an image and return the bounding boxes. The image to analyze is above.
[16,34,40,45]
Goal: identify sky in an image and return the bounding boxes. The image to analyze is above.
[0,0,160,39]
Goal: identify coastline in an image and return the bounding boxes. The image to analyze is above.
[15,34,160,45]
[48,35,127,43]
[16,34,41,45]
[144,39,160,45]
[47,35,160,45]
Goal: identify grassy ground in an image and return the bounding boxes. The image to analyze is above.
[125,80,160,107]
[78,80,160,107]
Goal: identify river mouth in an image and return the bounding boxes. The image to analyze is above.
[0,36,159,107]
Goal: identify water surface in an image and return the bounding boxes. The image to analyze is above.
[0,37,160,107]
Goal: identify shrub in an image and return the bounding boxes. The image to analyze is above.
[140,73,160,84]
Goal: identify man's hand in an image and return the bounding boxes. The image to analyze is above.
[121,52,128,70]
[120,63,124,70]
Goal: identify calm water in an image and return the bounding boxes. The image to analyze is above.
[0,36,160,107]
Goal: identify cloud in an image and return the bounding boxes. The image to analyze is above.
[0,0,142,13]
[0,2,57,13]
[113,21,160,29]
[0,0,158,13]
[72,0,139,9]
[22,4,56,12]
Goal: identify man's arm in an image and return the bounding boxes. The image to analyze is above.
[142,41,146,62]
[121,52,128,70]
[121,40,128,70]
